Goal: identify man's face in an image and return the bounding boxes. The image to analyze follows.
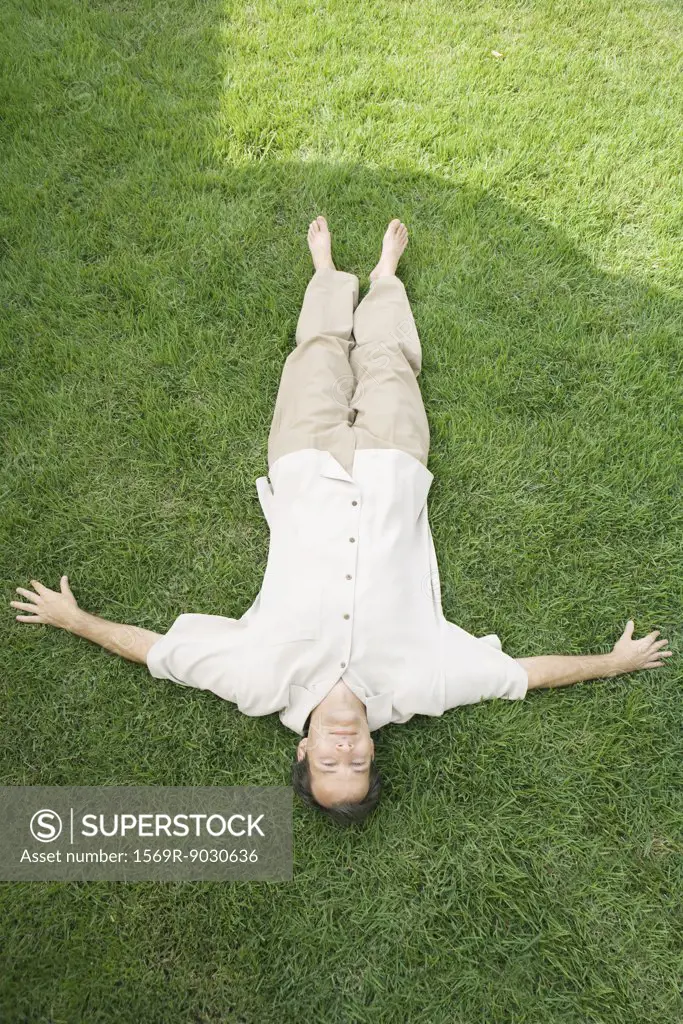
[296,714,375,807]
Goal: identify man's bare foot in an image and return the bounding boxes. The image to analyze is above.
[307,215,335,272]
[369,219,408,281]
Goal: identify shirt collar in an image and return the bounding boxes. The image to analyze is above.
[285,677,392,735]
[319,450,355,483]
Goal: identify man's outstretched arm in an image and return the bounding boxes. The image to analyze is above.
[516,620,673,690]
[10,575,161,665]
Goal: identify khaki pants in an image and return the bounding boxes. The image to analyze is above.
[268,269,430,476]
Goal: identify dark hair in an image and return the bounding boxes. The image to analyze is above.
[291,752,382,826]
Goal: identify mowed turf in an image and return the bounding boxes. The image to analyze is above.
[1,0,681,1021]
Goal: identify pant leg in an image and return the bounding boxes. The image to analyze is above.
[268,268,360,474]
[349,275,430,465]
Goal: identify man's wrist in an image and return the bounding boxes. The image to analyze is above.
[604,651,624,678]
[64,607,88,635]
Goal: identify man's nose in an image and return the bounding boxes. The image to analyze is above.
[335,738,353,749]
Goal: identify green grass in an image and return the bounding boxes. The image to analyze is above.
[1,0,682,1021]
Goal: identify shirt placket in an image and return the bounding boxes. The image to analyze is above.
[338,493,361,673]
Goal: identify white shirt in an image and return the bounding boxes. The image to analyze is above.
[146,448,528,734]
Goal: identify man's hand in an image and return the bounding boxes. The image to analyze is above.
[518,620,674,690]
[10,575,80,630]
[10,574,162,664]
[611,619,673,674]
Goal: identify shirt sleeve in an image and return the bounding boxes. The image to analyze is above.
[146,613,251,704]
[440,618,528,708]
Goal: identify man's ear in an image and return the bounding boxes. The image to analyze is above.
[296,738,308,761]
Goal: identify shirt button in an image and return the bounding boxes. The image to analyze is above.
[340,661,346,668]
[343,613,350,620]
[345,574,352,580]
[351,500,358,506]
[349,537,356,543]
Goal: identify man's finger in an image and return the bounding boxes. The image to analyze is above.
[15,588,40,602]
[10,601,38,612]
[29,579,49,595]
[15,614,43,622]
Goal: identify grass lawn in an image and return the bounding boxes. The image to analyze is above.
[1,0,681,1021]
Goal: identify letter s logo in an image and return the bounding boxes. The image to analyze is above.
[30,809,63,843]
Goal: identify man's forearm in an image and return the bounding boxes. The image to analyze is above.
[516,652,620,690]
[67,609,162,665]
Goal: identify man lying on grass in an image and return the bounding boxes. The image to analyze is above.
[10,217,673,827]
